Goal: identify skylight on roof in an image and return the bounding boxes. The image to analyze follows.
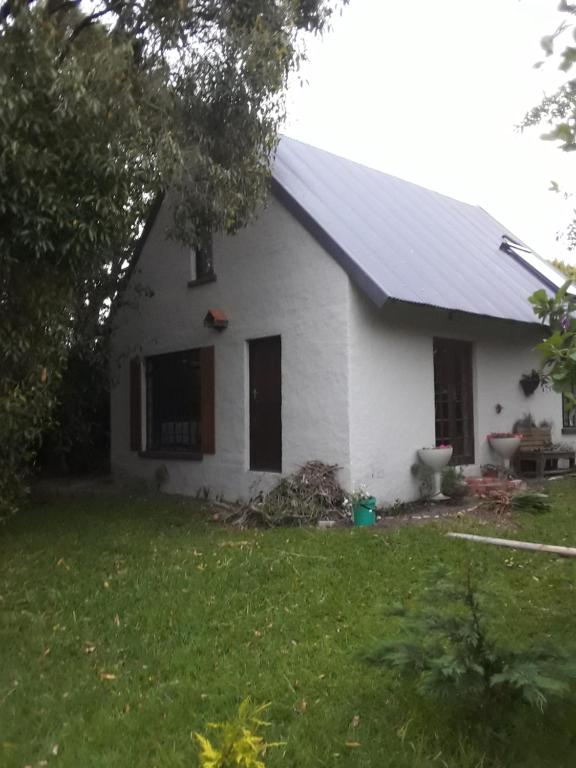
[500,236,576,297]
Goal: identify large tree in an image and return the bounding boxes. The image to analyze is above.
[0,0,346,516]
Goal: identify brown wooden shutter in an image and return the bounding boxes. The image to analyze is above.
[200,346,215,454]
[129,357,142,451]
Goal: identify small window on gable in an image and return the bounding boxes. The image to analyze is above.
[189,234,216,287]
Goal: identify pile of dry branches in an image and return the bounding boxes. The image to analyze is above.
[479,490,551,516]
[214,460,348,528]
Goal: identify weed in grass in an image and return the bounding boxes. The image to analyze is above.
[195,698,281,768]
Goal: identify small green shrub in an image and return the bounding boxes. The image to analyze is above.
[194,699,281,768]
[367,567,576,712]
[441,466,469,499]
[411,464,469,500]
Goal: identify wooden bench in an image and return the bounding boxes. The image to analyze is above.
[513,427,575,478]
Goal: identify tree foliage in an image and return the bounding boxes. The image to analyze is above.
[522,2,576,151]
[551,258,576,282]
[529,280,576,398]
[521,3,576,251]
[0,0,346,516]
[521,7,576,397]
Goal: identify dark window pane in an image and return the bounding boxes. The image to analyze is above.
[146,349,201,451]
[433,338,474,464]
[195,236,214,280]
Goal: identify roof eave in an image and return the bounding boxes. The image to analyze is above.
[386,297,549,329]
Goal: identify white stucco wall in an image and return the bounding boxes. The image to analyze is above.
[110,194,352,500]
[348,291,576,505]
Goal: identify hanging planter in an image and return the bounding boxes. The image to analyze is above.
[519,370,541,397]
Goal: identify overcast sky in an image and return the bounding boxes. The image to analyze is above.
[284,0,576,264]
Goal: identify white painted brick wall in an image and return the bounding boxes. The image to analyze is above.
[348,291,576,504]
[110,194,352,501]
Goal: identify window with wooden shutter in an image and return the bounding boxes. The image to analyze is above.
[139,346,215,457]
[129,357,142,451]
[200,346,215,454]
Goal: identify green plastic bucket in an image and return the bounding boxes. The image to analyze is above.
[353,497,376,527]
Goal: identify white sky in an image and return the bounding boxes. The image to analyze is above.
[284,0,576,264]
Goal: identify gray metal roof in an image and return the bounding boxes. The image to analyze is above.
[272,136,564,324]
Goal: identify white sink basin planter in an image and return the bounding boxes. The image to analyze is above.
[417,445,453,501]
[488,432,522,470]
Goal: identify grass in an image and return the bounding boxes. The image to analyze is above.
[2,482,576,767]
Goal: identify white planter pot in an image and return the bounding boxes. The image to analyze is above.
[417,446,453,501]
[489,436,521,469]
[418,446,453,471]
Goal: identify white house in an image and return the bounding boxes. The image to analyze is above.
[110,137,575,504]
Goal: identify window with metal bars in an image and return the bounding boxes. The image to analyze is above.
[145,350,201,452]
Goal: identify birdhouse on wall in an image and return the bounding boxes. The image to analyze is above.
[204,308,229,332]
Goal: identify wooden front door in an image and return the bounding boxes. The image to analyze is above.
[433,338,475,464]
[249,336,282,471]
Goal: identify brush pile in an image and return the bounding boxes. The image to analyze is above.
[480,490,552,516]
[214,461,348,528]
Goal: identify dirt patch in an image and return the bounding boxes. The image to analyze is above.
[374,499,471,530]
[374,497,519,531]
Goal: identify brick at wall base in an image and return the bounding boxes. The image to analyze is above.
[466,477,526,497]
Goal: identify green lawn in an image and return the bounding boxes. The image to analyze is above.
[2,483,576,767]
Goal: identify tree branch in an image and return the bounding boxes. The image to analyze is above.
[46,0,81,13]
[68,7,109,41]
[0,0,34,25]
[57,7,113,64]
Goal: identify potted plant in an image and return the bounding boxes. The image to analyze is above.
[487,432,523,469]
[417,444,453,501]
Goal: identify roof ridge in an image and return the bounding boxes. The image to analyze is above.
[277,134,481,213]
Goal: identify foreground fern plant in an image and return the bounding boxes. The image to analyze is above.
[194,699,282,768]
[368,567,576,711]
